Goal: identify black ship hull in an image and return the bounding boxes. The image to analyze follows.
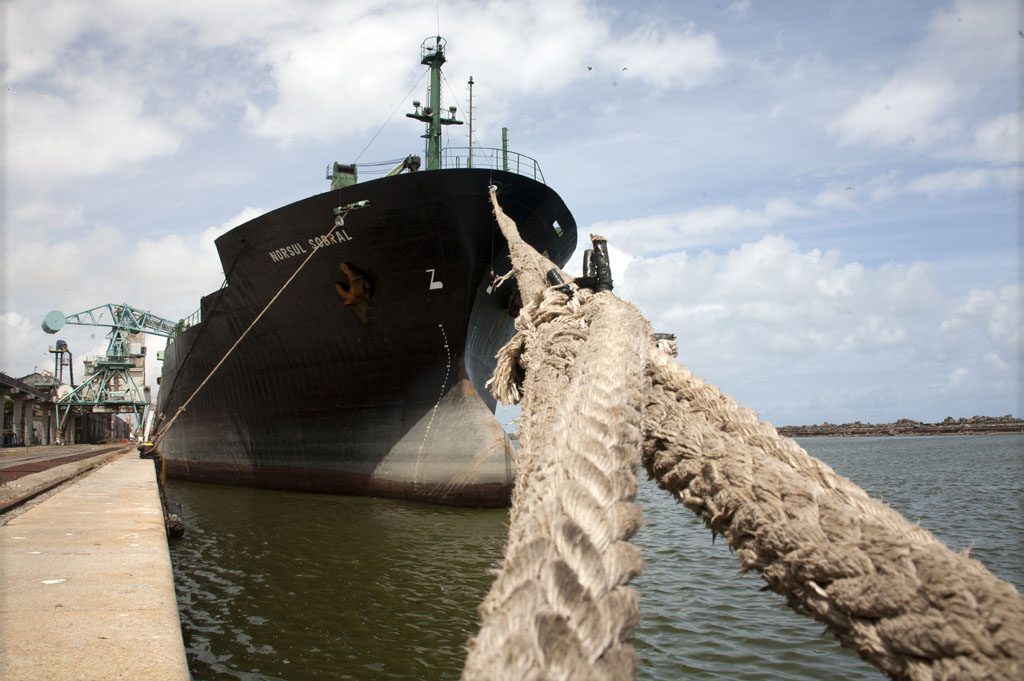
[155,169,576,506]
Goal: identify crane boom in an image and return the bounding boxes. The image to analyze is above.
[42,303,181,338]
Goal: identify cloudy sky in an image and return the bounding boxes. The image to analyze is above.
[2,0,1020,425]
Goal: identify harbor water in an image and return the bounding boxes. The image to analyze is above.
[167,434,1024,680]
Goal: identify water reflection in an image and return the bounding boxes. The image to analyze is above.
[169,434,1022,680]
[169,483,506,680]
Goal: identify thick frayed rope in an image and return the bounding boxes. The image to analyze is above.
[463,195,651,681]
[465,288,650,681]
[643,349,1023,680]
[465,191,1023,681]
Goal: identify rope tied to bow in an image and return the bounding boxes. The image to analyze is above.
[463,187,1023,681]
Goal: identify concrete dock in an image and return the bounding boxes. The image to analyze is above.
[0,451,190,680]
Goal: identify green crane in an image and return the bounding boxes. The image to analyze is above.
[41,304,182,444]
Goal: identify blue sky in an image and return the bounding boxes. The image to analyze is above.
[2,0,1020,425]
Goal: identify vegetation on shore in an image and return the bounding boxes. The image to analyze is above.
[778,415,1023,437]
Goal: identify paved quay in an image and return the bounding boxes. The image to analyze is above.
[0,451,190,681]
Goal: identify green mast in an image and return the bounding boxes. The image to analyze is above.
[406,36,463,170]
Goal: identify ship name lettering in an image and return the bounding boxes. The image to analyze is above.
[268,242,310,263]
[308,229,353,250]
[267,231,354,263]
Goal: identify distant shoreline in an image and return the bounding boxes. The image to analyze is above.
[777,415,1024,438]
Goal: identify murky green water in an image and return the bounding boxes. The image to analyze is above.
[167,434,1023,680]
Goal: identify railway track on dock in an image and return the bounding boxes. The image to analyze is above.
[0,445,128,515]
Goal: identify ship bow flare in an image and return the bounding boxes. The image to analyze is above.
[156,168,573,506]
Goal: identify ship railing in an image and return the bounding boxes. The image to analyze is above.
[166,309,201,343]
[181,308,201,329]
[168,278,228,343]
[440,147,545,183]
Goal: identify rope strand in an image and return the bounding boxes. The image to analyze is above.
[467,192,1024,681]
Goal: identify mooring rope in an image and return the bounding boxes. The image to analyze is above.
[643,349,1023,680]
[464,286,649,680]
[466,188,1024,680]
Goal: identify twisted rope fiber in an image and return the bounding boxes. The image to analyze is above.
[485,183,585,512]
[465,189,1023,680]
[493,288,588,512]
[462,195,652,680]
[643,349,1024,680]
[649,352,938,546]
[465,289,649,680]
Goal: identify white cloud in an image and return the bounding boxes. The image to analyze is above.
[7,0,729,152]
[1,203,265,382]
[830,78,961,149]
[984,352,1008,372]
[919,0,1018,79]
[249,1,727,141]
[11,201,86,232]
[4,225,124,313]
[598,22,727,90]
[930,284,1022,403]
[245,5,422,144]
[829,0,1017,155]
[453,0,613,95]
[4,1,93,82]
[215,207,266,234]
[4,0,297,84]
[128,233,221,304]
[941,284,1023,347]
[0,312,50,376]
[616,235,932,363]
[966,112,1022,164]
[587,197,807,255]
[6,83,181,185]
[814,184,859,209]
[941,366,972,393]
[839,314,908,352]
[590,233,1019,421]
[3,211,252,326]
[864,165,1021,202]
[906,167,1020,195]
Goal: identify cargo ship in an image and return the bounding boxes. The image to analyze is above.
[152,36,577,506]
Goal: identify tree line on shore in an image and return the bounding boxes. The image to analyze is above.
[777,414,1023,437]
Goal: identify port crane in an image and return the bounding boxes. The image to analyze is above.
[41,304,182,444]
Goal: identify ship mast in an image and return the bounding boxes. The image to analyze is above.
[406,36,463,170]
[467,76,474,168]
